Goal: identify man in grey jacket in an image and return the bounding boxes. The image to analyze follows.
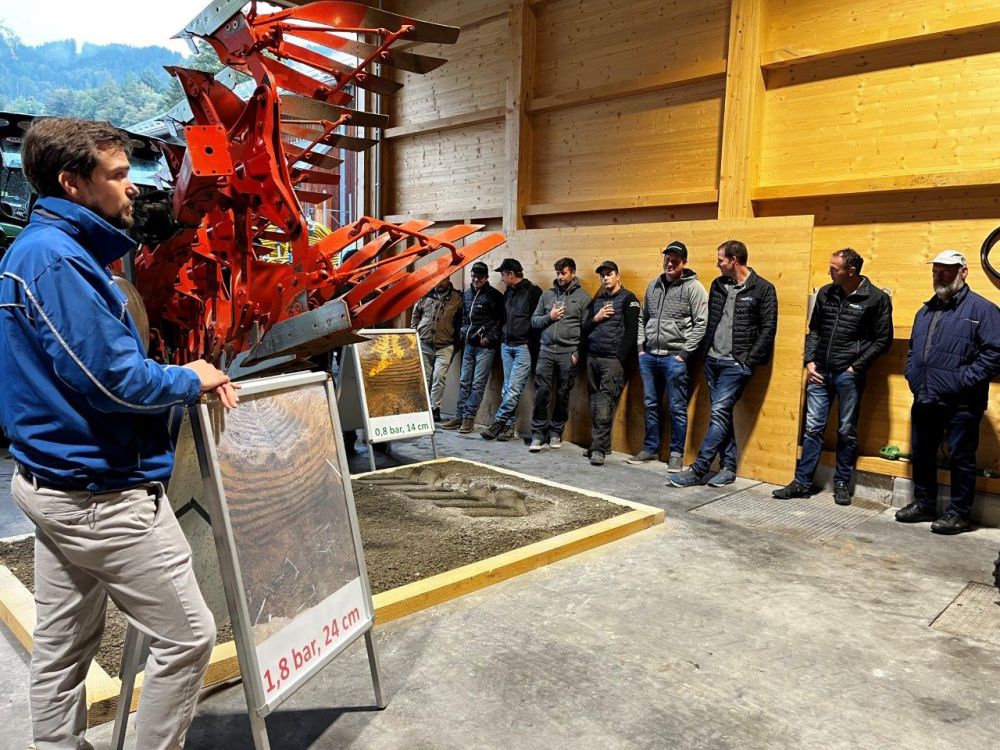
[411,278,462,422]
[528,257,591,451]
[629,240,709,471]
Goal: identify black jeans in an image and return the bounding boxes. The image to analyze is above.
[531,348,577,439]
[587,356,626,454]
[910,402,983,517]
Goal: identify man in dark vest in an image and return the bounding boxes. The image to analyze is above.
[895,250,1000,534]
[669,240,777,487]
[412,277,463,422]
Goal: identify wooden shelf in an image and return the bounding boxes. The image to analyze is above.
[523,189,719,217]
[820,451,1000,494]
[385,106,505,140]
[752,169,1000,202]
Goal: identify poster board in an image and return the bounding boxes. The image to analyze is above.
[191,371,379,717]
[339,328,435,443]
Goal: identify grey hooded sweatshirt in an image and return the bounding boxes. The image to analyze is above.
[638,268,709,358]
[531,276,592,354]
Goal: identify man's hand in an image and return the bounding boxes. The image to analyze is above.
[184,359,240,408]
[479,336,489,346]
[594,302,614,322]
[549,305,566,321]
[806,361,824,385]
[571,353,578,366]
[847,366,856,375]
[674,355,685,363]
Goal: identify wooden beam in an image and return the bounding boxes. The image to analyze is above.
[503,0,535,233]
[717,0,768,220]
[384,106,505,140]
[823,452,1000,495]
[752,168,1000,201]
[527,60,727,115]
[523,189,719,217]
[384,206,502,224]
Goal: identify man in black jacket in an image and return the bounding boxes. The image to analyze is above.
[669,240,777,487]
[441,262,505,433]
[773,248,893,505]
[582,260,640,465]
[481,258,542,442]
[895,250,1000,534]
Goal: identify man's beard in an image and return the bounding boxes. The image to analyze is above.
[934,275,964,301]
[101,202,134,230]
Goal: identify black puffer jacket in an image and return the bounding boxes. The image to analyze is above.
[460,283,505,348]
[583,287,641,362]
[503,278,543,345]
[703,270,778,368]
[804,277,893,374]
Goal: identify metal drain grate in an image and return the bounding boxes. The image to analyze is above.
[931,582,1000,647]
[690,488,887,543]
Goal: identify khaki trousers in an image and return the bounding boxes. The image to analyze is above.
[12,472,215,750]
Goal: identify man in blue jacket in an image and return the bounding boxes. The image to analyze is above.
[895,250,1000,534]
[0,117,237,750]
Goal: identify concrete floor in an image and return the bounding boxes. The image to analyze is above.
[2,431,1000,749]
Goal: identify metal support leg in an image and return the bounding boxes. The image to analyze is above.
[110,624,150,750]
[248,711,272,750]
[364,629,387,709]
[430,433,439,459]
[367,439,377,472]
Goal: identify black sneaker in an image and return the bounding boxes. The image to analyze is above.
[931,513,973,535]
[894,502,937,523]
[772,481,810,499]
[432,407,441,422]
[833,483,852,506]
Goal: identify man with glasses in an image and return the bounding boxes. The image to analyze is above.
[629,240,708,471]
[442,262,504,434]
[581,260,640,466]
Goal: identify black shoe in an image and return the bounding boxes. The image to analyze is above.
[480,420,505,440]
[432,407,441,423]
[894,502,937,523]
[833,483,852,506]
[930,513,973,535]
[589,451,605,466]
[772,481,810,499]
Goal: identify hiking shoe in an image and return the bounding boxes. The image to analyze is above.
[432,407,441,422]
[667,468,706,488]
[931,512,973,535]
[772,481,810,499]
[549,434,562,449]
[894,502,936,523]
[458,418,475,434]
[589,451,605,466]
[480,421,505,440]
[667,452,683,473]
[707,467,737,487]
[496,423,517,442]
[833,483,852,506]
[441,417,463,430]
[528,438,545,452]
[627,450,657,464]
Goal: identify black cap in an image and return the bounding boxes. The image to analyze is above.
[470,261,489,276]
[595,260,619,274]
[662,240,688,261]
[494,258,523,274]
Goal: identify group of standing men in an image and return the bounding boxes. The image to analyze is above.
[415,240,1000,534]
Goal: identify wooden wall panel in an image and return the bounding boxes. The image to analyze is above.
[759,50,1000,188]
[532,0,730,99]
[472,217,814,485]
[386,121,505,216]
[530,80,725,205]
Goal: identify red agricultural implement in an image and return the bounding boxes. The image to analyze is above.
[132,0,505,375]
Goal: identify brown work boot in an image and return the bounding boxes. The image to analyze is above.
[458,418,475,433]
[441,417,463,430]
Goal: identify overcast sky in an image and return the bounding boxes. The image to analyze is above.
[1,1,241,53]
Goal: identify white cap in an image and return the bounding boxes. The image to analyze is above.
[928,250,967,266]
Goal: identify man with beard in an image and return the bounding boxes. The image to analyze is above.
[411,277,463,422]
[0,118,237,750]
[528,257,591,451]
[895,250,1000,534]
[581,260,640,465]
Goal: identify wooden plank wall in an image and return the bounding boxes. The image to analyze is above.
[380,0,1000,481]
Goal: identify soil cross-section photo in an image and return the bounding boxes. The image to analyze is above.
[356,332,429,418]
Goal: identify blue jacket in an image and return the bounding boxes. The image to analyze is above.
[905,284,1000,411]
[0,197,202,491]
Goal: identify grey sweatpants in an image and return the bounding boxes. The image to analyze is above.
[12,472,215,750]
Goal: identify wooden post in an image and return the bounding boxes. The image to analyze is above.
[718,0,768,220]
[503,0,535,234]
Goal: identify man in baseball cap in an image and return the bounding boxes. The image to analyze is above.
[895,249,1000,534]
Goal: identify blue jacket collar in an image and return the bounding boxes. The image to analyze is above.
[33,196,137,266]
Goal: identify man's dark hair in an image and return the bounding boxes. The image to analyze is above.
[833,247,864,274]
[554,257,576,273]
[718,240,748,265]
[21,117,132,198]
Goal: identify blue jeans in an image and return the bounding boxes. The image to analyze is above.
[495,343,532,422]
[457,346,495,419]
[638,353,690,454]
[691,357,753,475]
[795,369,865,487]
